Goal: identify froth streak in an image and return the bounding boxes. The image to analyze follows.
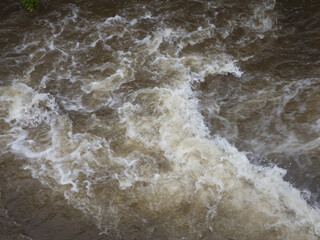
[119,85,320,239]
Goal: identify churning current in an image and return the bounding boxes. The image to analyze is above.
[1,0,320,239]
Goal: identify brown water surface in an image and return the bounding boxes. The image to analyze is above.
[1,0,320,239]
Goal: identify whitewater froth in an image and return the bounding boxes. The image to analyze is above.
[1,1,320,239]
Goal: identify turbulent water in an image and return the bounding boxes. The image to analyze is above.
[1,0,320,239]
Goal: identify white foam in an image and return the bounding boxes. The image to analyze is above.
[1,83,57,127]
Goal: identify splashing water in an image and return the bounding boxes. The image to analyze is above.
[1,0,320,239]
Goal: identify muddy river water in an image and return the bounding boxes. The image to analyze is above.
[0,0,320,239]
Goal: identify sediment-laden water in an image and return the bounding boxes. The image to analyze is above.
[1,0,320,239]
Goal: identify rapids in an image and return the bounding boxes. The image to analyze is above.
[1,0,320,239]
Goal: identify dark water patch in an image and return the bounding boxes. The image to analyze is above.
[0,154,109,240]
